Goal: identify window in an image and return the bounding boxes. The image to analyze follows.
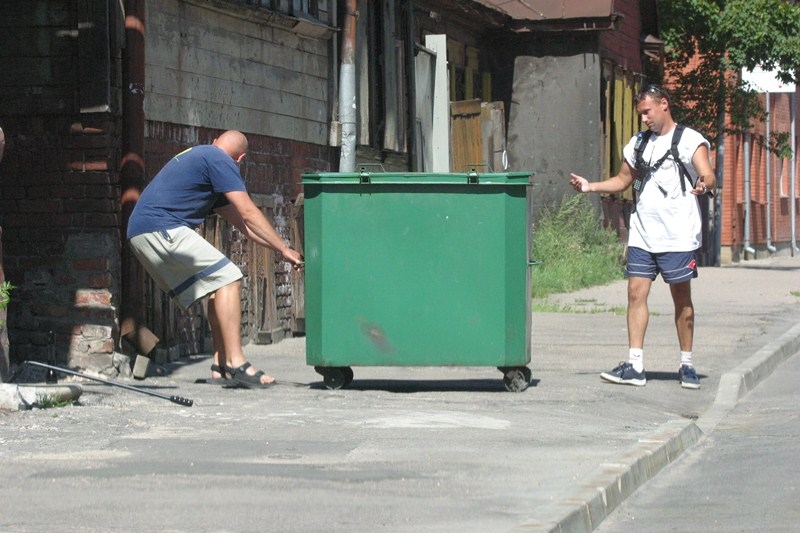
[226,0,321,19]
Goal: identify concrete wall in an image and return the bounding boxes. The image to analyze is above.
[507,53,603,217]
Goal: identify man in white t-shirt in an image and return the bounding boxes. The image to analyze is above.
[569,84,716,389]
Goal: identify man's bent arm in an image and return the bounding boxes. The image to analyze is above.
[216,191,291,255]
[570,160,635,194]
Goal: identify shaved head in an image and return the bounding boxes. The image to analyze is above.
[213,130,248,161]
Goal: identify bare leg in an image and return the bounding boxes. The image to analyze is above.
[670,281,694,352]
[627,276,652,349]
[207,293,226,379]
[208,280,275,384]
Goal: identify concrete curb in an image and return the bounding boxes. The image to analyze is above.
[512,321,800,533]
[0,383,83,411]
[697,321,800,434]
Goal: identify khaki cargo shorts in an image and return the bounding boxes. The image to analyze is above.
[129,226,243,310]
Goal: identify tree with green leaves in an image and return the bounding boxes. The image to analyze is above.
[658,0,800,139]
[655,0,800,265]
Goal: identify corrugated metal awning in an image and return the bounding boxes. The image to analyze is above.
[472,0,618,31]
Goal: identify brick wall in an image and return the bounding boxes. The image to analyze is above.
[721,89,800,260]
[0,115,122,372]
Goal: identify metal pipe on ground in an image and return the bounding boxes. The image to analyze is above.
[24,361,193,407]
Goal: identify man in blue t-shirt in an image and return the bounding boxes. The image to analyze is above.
[128,130,304,388]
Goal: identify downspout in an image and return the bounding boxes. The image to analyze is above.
[405,0,416,171]
[338,0,358,172]
[743,129,756,257]
[713,104,725,266]
[792,90,798,254]
[120,0,159,363]
[328,0,339,151]
[765,92,777,253]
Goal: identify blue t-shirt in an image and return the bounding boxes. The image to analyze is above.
[127,145,247,238]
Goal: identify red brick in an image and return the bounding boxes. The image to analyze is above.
[74,289,112,307]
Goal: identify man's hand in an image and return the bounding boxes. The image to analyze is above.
[569,173,590,193]
[283,249,305,271]
[691,178,711,196]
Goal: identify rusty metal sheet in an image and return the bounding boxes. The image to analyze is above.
[473,0,614,21]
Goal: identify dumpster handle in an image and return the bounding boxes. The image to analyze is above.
[466,163,494,173]
[359,163,387,173]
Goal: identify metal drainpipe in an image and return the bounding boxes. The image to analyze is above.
[119,0,158,353]
[405,0,416,172]
[765,92,777,253]
[792,91,798,254]
[338,0,357,173]
[744,129,756,258]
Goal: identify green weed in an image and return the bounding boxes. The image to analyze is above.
[531,195,625,299]
[36,394,74,409]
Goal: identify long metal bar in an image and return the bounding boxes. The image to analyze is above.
[25,361,193,407]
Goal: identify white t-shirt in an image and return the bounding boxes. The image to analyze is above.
[622,125,710,253]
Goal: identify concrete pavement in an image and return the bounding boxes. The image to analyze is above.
[0,255,798,532]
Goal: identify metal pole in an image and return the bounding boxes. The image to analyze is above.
[792,91,798,254]
[766,92,777,252]
[25,361,193,406]
[338,0,358,172]
[744,129,755,258]
[405,0,416,171]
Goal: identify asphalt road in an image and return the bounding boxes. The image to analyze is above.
[1,256,799,532]
[594,350,800,533]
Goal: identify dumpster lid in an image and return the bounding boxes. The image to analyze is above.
[302,171,533,185]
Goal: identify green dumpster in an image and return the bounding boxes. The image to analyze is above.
[302,171,533,391]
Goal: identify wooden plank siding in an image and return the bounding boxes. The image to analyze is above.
[145,0,331,145]
[289,194,306,335]
[450,99,483,172]
[450,99,507,173]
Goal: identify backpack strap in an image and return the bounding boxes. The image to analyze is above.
[632,124,696,198]
[670,124,695,193]
[631,130,653,205]
[633,130,653,174]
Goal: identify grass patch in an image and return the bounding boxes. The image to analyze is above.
[531,194,626,299]
[531,300,627,315]
[36,394,75,409]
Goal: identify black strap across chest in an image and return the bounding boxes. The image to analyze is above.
[633,124,694,194]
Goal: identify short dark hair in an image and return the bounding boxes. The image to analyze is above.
[636,84,671,105]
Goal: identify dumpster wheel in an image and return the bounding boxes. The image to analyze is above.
[499,366,532,393]
[314,366,354,390]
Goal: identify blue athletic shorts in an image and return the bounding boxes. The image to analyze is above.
[625,247,698,283]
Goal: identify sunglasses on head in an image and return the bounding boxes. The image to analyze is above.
[638,84,671,103]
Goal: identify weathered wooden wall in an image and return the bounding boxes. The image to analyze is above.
[146,0,331,145]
